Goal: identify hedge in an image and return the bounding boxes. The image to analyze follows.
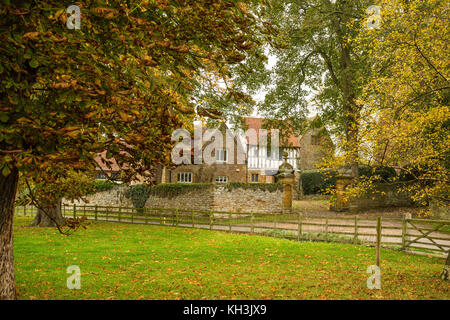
[147,182,283,199]
[300,166,399,195]
[300,170,336,195]
[224,182,283,193]
[149,183,213,198]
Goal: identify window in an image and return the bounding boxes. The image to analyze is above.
[216,148,228,162]
[251,173,259,182]
[177,172,192,183]
[311,135,320,145]
[96,171,107,180]
[266,147,282,160]
[110,172,120,181]
[215,176,228,183]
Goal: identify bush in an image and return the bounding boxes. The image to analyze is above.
[128,184,150,210]
[301,170,336,195]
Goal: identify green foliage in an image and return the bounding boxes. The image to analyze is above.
[224,182,283,193]
[149,182,283,199]
[128,184,150,209]
[149,183,214,198]
[235,0,373,142]
[301,170,336,195]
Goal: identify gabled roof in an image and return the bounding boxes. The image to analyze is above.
[243,117,301,147]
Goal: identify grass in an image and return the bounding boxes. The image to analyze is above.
[13,216,449,300]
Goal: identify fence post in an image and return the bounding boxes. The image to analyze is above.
[73,204,76,218]
[229,213,232,231]
[297,211,302,241]
[24,205,27,217]
[192,210,195,228]
[274,213,277,229]
[251,212,254,234]
[325,218,329,242]
[354,215,358,244]
[145,208,149,225]
[402,213,411,251]
[83,204,86,217]
[376,216,382,267]
[176,209,179,227]
[95,205,98,221]
[131,208,134,224]
[118,206,122,222]
[209,210,213,231]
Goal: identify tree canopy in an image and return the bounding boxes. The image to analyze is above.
[0,0,269,185]
[355,0,449,207]
[0,0,270,300]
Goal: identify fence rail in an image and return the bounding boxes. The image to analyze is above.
[14,204,450,257]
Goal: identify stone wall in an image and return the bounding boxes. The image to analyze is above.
[146,184,215,211]
[146,183,283,213]
[64,185,132,207]
[430,200,450,220]
[349,183,416,210]
[169,163,247,183]
[212,184,282,213]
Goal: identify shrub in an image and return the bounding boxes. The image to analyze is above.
[301,170,336,195]
[128,184,150,210]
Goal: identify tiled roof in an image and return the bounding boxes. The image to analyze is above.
[243,117,301,147]
[94,151,122,172]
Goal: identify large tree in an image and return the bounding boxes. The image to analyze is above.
[355,0,449,274]
[236,0,377,177]
[355,0,449,207]
[0,0,269,299]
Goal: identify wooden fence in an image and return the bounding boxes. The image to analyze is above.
[14,203,450,257]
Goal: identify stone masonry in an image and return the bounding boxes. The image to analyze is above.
[146,184,283,214]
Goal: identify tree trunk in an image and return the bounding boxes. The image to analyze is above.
[30,199,64,227]
[0,166,19,300]
[441,251,450,280]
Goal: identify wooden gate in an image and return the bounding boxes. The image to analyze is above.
[403,218,450,255]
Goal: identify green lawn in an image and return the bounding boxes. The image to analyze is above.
[13,217,449,300]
